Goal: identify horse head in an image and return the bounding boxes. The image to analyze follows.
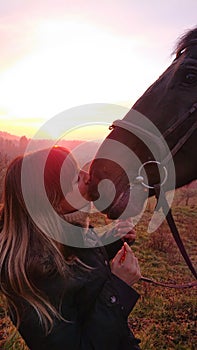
[89,27,197,219]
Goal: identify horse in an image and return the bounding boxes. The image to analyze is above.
[89,27,197,221]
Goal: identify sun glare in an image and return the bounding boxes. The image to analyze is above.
[0,19,149,138]
[57,124,110,141]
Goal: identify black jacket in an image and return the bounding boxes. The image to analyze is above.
[10,228,141,350]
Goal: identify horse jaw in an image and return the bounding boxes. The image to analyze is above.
[107,184,148,220]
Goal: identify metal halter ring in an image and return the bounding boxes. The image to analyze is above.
[136,161,168,189]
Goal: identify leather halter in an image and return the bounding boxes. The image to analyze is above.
[110,102,197,166]
[109,101,197,288]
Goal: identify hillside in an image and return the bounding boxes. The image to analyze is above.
[0,131,20,141]
[0,202,196,349]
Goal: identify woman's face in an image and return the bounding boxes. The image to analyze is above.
[58,169,91,214]
[72,169,91,201]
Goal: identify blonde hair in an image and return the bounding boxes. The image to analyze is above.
[0,146,80,333]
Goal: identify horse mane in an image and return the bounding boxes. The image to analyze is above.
[172,26,197,58]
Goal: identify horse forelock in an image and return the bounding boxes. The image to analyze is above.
[172,26,197,59]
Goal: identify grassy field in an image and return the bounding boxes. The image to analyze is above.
[0,201,196,349]
[128,205,197,350]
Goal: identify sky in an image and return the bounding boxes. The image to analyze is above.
[0,0,196,140]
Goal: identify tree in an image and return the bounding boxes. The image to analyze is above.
[19,136,28,154]
[0,153,9,202]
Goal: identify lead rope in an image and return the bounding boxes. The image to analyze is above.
[140,277,197,289]
[139,185,197,289]
[154,184,197,279]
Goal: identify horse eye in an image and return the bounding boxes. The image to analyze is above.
[176,48,186,59]
[182,72,197,85]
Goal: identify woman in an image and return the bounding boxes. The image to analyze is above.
[0,146,141,349]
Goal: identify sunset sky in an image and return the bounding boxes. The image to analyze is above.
[0,0,196,140]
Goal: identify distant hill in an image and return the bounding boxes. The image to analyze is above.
[0,131,100,163]
[0,131,20,141]
[0,130,99,151]
[0,131,84,148]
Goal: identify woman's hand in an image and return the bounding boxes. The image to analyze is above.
[113,218,136,245]
[111,242,141,287]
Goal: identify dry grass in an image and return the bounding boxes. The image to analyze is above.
[0,202,196,349]
[128,204,197,350]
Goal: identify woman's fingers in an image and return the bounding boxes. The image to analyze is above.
[113,219,136,243]
[111,243,141,286]
[112,245,126,266]
[123,241,132,252]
